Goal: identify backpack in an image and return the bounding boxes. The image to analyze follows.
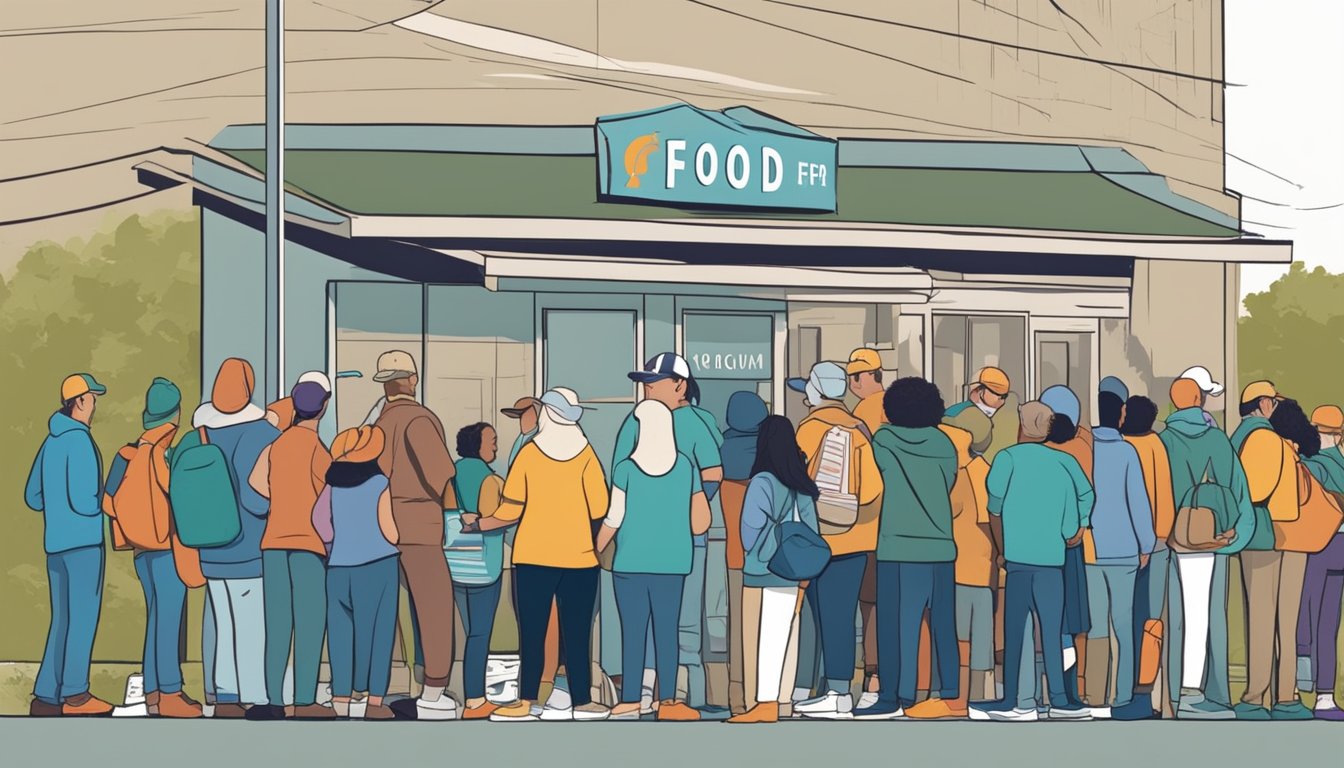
[169,426,242,548]
[1170,461,1237,553]
[767,492,831,581]
[1274,463,1344,553]
[106,433,175,551]
[808,424,861,535]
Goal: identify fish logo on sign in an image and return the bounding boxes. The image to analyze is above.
[623,133,660,188]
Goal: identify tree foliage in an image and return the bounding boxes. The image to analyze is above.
[1239,261,1344,416]
[0,211,200,661]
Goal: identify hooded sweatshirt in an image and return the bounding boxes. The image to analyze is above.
[1161,407,1255,555]
[986,442,1093,567]
[1231,415,1300,551]
[25,412,105,555]
[1305,446,1344,495]
[722,392,768,481]
[871,425,958,563]
[797,404,884,556]
[941,425,994,587]
[1088,427,1157,565]
[495,408,609,568]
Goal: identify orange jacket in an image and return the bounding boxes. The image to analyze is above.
[1124,432,1176,543]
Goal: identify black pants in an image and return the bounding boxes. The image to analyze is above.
[516,564,598,705]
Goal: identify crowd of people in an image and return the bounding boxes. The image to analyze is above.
[22,345,1344,723]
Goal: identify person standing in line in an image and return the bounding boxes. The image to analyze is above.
[371,350,460,720]
[1081,382,1155,721]
[969,402,1093,723]
[598,400,711,721]
[264,371,331,431]
[486,388,611,722]
[102,377,201,718]
[180,359,280,718]
[313,426,400,720]
[847,348,888,706]
[1119,394,1176,717]
[448,423,513,720]
[1231,383,1311,720]
[1298,405,1344,719]
[853,377,959,721]
[681,377,728,713]
[790,362,884,720]
[1039,385,1093,708]
[1177,366,1225,429]
[25,373,114,717]
[501,396,542,470]
[1159,378,1253,720]
[720,390,770,714]
[246,380,334,720]
[729,416,821,725]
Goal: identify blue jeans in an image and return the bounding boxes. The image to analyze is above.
[454,579,504,700]
[263,550,326,706]
[1003,563,1068,708]
[1085,563,1138,707]
[679,544,708,707]
[35,546,105,704]
[806,552,867,693]
[327,555,400,698]
[876,561,958,706]
[614,573,684,703]
[134,550,186,695]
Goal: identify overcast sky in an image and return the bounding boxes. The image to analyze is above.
[1226,0,1344,300]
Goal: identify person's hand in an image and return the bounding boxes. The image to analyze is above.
[1139,554,1150,570]
[1066,531,1086,547]
[1218,528,1237,542]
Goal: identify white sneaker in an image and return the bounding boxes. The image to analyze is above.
[416,695,459,721]
[112,703,149,718]
[795,691,854,719]
[1089,706,1112,720]
[857,691,880,709]
[487,680,519,705]
[1048,706,1093,721]
[986,707,1040,723]
[201,704,215,719]
[349,699,367,720]
[540,683,573,720]
[573,702,611,721]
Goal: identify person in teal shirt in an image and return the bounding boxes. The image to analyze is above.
[598,400,710,720]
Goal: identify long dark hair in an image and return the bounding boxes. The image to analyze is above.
[751,415,820,499]
[1272,399,1320,458]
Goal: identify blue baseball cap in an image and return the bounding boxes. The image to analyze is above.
[540,387,590,425]
[630,353,692,384]
[1099,376,1129,402]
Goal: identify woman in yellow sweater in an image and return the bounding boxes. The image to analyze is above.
[482,388,611,723]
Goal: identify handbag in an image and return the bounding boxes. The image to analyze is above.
[767,492,832,582]
[1273,463,1344,553]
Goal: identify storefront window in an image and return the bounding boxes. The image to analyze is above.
[683,312,775,430]
[933,314,1026,407]
[543,309,639,467]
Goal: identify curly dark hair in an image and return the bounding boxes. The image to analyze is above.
[456,422,492,459]
[1047,414,1078,445]
[1271,399,1320,457]
[883,377,946,429]
[1120,396,1159,436]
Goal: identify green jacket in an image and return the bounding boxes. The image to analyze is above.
[871,425,959,563]
[1161,408,1256,554]
[1304,447,1344,494]
[985,443,1092,567]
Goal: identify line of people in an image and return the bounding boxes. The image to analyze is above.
[22,347,1344,723]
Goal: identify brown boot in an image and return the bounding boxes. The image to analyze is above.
[365,703,396,720]
[728,702,779,724]
[30,699,62,717]
[62,693,114,717]
[213,703,248,719]
[156,692,203,719]
[293,704,337,720]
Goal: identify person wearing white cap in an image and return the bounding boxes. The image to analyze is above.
[485,387,612,722]
[1178,366,1224,428]
[607,353,724,713]
[264,371,333,431]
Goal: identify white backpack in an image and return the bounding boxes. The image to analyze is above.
[810,425,860,535]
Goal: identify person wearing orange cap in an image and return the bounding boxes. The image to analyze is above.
[848,348,887,435]
[1297,405,1344,718]
[313,426,400,720]
[24,373,116,717]
[1159,378,1253,719]
[947,367,1011,422]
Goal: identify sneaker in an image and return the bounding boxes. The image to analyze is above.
[349,697,368,720]
[974,703,1039,723]
[1047,706,1092,721]
[904,698,967,720]
[1314,706,1344,721]
[640,684,655,715]
[795,691,854,720]
[416,695,459,721]
[851,700,905,721]
[609,704,642,721]
[112,703,150,718]
[365,704,396,720]
[244,704,287,721]
[487,680,519,705]
[573,702,610,721]
[1271,701,1314,721]
[656,701,700,722]
[1176,695,1236,721]
[1111,699,1158,721]
[1087,706,1112,720]
[856,691,880,710]
[1233,702,1271,720]
[62,693,114,717]
[968,699,1013,721]
[540,680,573,720]
[490,700,538,722]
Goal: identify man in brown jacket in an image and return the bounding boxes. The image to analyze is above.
[373,350,460,720]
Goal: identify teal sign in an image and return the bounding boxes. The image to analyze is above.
[684,314,773,380]
[596,104,838,212]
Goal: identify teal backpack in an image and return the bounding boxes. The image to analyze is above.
[169,426,242,548]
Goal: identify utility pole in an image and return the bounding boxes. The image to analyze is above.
[265,0,285,399]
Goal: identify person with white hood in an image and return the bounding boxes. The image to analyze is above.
[483,388,612,722]
[597,400,712,721]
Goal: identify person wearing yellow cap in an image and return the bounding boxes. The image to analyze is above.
[848,348,887,435]
[1298,405,1344,719]
[24,373,115,717]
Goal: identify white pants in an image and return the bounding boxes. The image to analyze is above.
[753,586,802,703]
[207,578,268,705]
[1175,553,1216,690]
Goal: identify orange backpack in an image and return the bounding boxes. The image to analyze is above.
[106,431,175,552]
[1274,463,1344,554]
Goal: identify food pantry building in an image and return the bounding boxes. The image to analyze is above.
[135,102,1290,456]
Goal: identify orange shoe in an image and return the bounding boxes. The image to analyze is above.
[156,692,203,719]
[464,701,499,720]
[656,700,701,722]
[62,693,114,717]
[727,702,779,724]
[904,698,967,720]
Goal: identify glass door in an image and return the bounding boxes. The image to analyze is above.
[1036,331,1094,426]
[542,308,640,471]
[682,311,776,431]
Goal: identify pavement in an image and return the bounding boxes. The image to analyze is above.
[1,718,1339,767]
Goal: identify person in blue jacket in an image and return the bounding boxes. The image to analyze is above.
[24,373,114,717]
